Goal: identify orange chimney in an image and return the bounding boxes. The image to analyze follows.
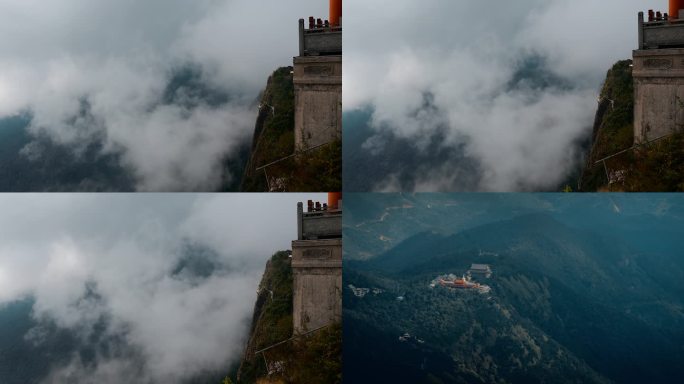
[328,192,342,210]
[670,0,684,19]
[330,0,342,27]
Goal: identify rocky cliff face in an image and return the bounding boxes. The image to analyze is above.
[579,60,684,191]
[239,67,341,192]
[234,251,341,384]
[236,251,293,383]
[240,68,296,192]
[578,60,635,191]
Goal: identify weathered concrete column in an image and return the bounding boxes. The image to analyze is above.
[633,8,684,142]
[633,48,684,142]
[297,202,304,240]
[298,19,305,57]
[293,55,342,151]
[291,238,342,334]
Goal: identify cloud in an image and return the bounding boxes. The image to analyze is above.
[0,0,326,191]
[345,0,645,191]
[0,193,324,383]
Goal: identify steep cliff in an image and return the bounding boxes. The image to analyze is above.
[233,251,341,384]
[236,251,294,383]
[579,60,684,191]
[240,68,341,192]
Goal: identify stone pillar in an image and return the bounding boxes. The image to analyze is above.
[633,48,684,142]
[291,238,342,334]
[293,55,342,151]
[297,202,304,240]
[298,19,305,57]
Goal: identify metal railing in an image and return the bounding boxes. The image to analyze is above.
[580,132,679,189]
[257,141,336,192]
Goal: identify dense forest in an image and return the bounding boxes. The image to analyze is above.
[344,196,684,383]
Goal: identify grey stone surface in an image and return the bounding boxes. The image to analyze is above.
[298,19,342,56]
[297,202,342,240]
[291,238,342,334]
[639,12,684,49]
[302,31,342,56]
[643,25,684,49]
[633,48,684,142]
[293,55,342,151]
[301,213,342,240]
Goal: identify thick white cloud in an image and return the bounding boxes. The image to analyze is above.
[345,0,646,191]
[0,193,325,383]
[0,0,326,191]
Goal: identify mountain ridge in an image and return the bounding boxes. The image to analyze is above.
[344,212,684,383]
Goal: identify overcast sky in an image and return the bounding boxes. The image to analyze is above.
[345,0,648,191]
[0,193,324,383]
[0,0,326,191]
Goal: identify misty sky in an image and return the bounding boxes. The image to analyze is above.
[345,0,648,191]
[0,193,324,383]
[0,0,326,191]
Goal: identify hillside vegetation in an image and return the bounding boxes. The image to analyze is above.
[579,60,684,191]
[345,213,684,383]
[233,251,341,384]
[240,68,341,192]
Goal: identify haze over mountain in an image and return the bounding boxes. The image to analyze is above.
[0,194,322,383]
[344,1,645,191]
[0,0,325,191]
[344,194,684,383]
[344,193,683,261]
